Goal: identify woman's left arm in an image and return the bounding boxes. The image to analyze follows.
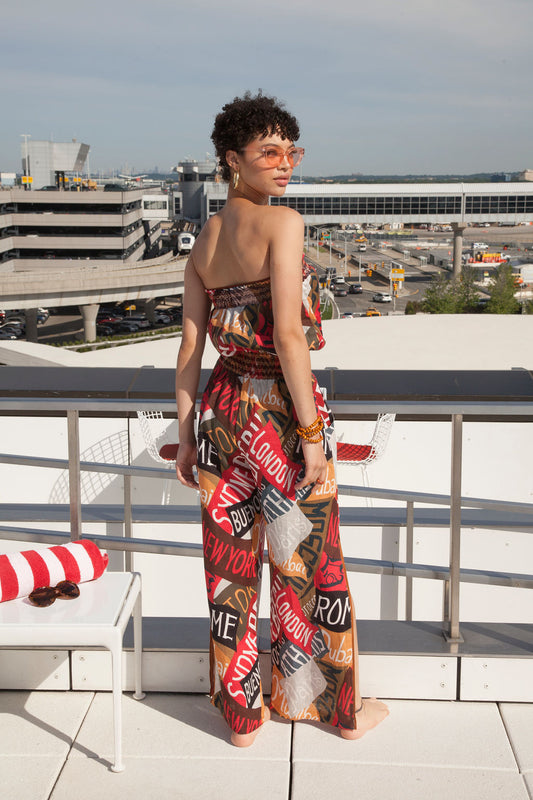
[269,207,328,489]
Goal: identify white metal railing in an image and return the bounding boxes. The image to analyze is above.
[1,395,533,646]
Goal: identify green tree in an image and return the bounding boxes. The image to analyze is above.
[422,273,457,314]
[486,263,520,314]
[404,300,422,315]
[455,266,481,313]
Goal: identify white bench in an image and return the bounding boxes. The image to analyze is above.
[0,571,144,772]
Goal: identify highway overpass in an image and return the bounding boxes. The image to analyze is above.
[0,252,187,341]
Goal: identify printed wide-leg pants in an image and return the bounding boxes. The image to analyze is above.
[197,360,357,735]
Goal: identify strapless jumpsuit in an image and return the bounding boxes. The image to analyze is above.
[198,257,358,735]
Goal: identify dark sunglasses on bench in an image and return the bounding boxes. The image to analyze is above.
[28,580,80,607]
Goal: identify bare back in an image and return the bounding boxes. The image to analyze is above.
[192,199,273,290]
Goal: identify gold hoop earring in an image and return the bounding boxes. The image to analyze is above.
[233,171,239,190]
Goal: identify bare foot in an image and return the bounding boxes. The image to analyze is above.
[340,698,389,740]
[231,706,271,748]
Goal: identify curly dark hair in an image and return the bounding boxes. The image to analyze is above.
[211,90,300,182]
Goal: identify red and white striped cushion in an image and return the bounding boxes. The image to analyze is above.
[0,541,108,603]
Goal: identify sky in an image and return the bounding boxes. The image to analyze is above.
[2,0,533,176]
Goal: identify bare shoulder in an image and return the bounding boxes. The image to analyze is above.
[194,213,222,246]
[266,206,304,262]
[264,205,304,236]
[190,213,222,268]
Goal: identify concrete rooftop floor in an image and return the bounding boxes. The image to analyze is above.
[1,691,532,800]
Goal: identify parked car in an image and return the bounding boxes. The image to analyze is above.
[104,183,127,192]
[117,320,140,334]
[0,323,24,337]
[5,313,26,325]
[164,307,182,323]
[154,312,171,325]
[349,283,363,294]
[0,329,17,340]
[3,319,25,333]
[96,324,115,337]
[125,315,151,329]
[96,313,122,325]
[372,292,392,303]
[365,307,381,317]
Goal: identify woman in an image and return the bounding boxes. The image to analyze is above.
[175,91,388,746]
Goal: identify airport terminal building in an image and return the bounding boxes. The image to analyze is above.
[199,181,533,228]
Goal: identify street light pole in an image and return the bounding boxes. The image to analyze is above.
[342,234,350,276]
[315,224,329,262]
[20,134,31,190]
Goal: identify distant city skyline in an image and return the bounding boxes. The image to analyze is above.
[2,0,532,176]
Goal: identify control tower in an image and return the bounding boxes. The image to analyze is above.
[171,157,218,224]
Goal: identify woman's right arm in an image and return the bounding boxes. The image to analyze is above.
[175,255,211,489]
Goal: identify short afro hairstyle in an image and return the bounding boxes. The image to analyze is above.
[211,90,300,182]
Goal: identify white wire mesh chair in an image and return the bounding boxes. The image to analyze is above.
[336,413,396,506]
[136,411,179,503]
[136,410,179,465]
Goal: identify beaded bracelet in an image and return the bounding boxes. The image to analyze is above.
[296,415,324,442]
[299,415,324,434]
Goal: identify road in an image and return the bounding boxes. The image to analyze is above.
[308,243,430,317]
[311,224,533,318]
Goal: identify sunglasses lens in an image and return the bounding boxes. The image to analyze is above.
[263,147,283,165]
[260,147,304,168]
[55,580,80,599]
[28,587,56,607]
[290,149,304,167]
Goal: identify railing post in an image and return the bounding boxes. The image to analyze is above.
[124,473,133,572]
[445,413,464,642]
[405,501,414,621]
[443,579,450,623]
[67,410,82,541]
